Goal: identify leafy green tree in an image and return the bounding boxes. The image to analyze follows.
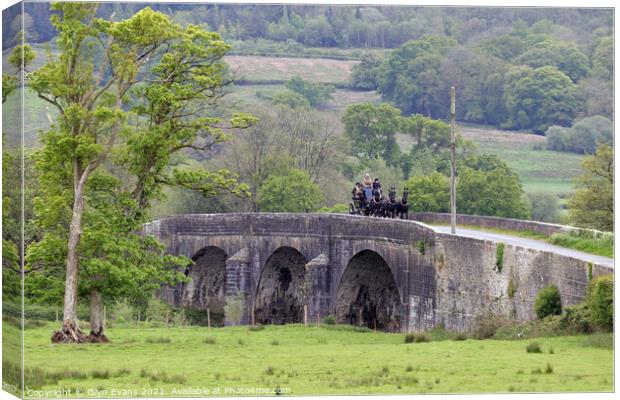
[534,284,562,319]
[546,116,613,154]
[377,36,456,117]
[439,46,508,125]
[527,192,559,223]
[503,65,585,133]
[568,144,613,231]
[302,16,336,47]
[404,172,450,213]
[258,168,323,212]
[591,36,613,81]
[587,275,613,331]
[457,155,531,219]
[270,90,310,109]
[400,114,451,152]
[285,76,334,107]
[342,103,401,165]
[350,53,382,90]
[515,40,590,82]
[29,4,251,342]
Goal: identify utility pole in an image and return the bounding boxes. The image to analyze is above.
[450,87,457,234]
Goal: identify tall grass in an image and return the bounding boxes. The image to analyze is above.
[549,231,613,258]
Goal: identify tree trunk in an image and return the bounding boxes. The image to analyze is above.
[52,170,89,343]
[87,288,109,343]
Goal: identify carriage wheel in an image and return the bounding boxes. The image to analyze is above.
[349,201,356,215]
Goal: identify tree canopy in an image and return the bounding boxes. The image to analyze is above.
[568,144,613,231]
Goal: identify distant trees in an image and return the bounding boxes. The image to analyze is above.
[342,103,401,166]
[527,192,559,223]
[503,66,584,133]
[568,144,613,231]
[284,76,334,107]
[216,106,346,210]
[377,36,457,118]
[342,101,530,219]
[350,53,382,90]
[546,116,613,154]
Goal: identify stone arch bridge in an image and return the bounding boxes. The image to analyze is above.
[144,213,612,332]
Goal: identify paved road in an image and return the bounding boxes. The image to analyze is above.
[432,226,614,268]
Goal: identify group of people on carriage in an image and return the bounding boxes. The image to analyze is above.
[349,173,409,219]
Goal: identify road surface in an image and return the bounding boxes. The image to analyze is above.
[432,226,614,268]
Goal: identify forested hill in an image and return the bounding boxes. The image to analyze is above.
[4,4,613,133]
[3,4,612,50]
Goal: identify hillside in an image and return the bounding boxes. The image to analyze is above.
[5,47,585,203]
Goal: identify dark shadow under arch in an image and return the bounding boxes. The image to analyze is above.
[182,246,227,323]
[254,246,307,325]
[335,250,402,332]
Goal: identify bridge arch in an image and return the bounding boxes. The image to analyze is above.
[182,246,227,323]
[335,250,402,332]
[254,246,308,325]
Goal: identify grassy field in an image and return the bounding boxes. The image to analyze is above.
[2,87,55,148]
[6,322,613,397]
[225,55,357,84]
[397,125,583,197]
[223,84,380,117]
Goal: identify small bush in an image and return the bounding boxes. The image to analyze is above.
[91,370,110,379]
[548,347,554,354]
[264,367,275,376]
[507,279,517,299]
[271,339,280,346]
[145,298,172,326]
[587,275,613,331]
[203,336,216,344]
[414,333,431,343]
[534,284,562,319]
[560,303,593,334]
[417,241,425,255]
[453,332,467,341]
[404,334,415,343]
[470,311,509,339]
[405,365,413,372]
[322,315,336,325]
[545,363,554,374]
[495,242,505,273]
[237,339,246,345]
[113,368,131,377]
[526,342,542,353]
[249,324,264,331]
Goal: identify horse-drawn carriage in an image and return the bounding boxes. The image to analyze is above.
[349,186,409,219]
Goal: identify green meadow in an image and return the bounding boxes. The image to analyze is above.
[4,322,613,397]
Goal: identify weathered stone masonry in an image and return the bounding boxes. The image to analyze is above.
[144,213,613,332]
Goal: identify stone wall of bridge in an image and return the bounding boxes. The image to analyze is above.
[144,213,613,332]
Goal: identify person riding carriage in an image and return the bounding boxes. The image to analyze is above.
[349,174,408,218]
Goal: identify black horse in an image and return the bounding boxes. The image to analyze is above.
[384,187,397,218]
[369,189,383,217]
[396,188,409,219]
